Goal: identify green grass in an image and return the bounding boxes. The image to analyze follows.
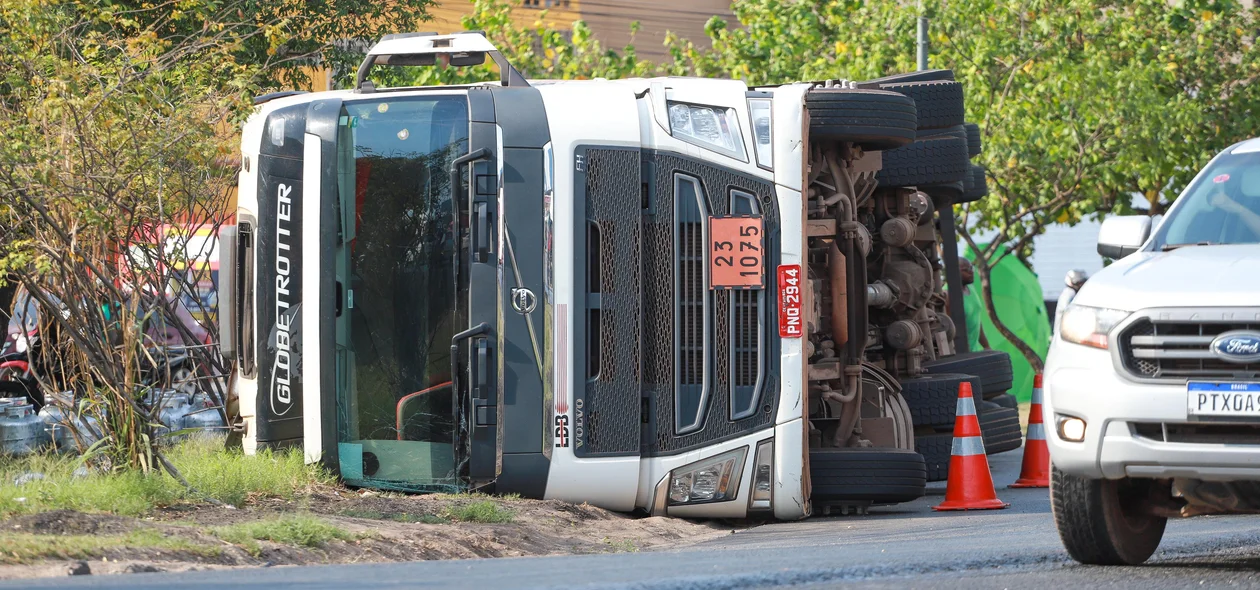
[339,508,449,524]
[212,515,355,555]
[0,435,330,518]
[441,500,514,524]
[0,529,220,564]
[602,538,638,553]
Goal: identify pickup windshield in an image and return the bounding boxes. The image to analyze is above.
[1153,150,1260,249]
[336,95,469,491]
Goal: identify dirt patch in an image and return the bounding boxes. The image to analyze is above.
[2,510,138,536]
[0,487,744,581]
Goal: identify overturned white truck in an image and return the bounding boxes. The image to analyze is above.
[218,31,1018,520]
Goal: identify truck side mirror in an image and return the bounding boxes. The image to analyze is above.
[1097,216,1151,259]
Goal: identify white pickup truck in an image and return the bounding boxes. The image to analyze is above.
[1046,137,1260,565]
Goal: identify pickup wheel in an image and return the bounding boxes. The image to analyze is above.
[914,432,953,482]
[878,80,966,130]
[1052,467,1168,565]
[809,447,927,504]
[876,134,970,187]
[900,373,981,429]
[923,350,1013,399]
[956,164,989,204]
[805,89,918,151]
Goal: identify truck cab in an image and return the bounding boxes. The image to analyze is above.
[221,31,993,520]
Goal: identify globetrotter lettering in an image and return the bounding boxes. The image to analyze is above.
[271,183,295,416]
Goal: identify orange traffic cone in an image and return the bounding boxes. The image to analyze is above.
[933,381,1009,511]
[1011,374,1050,488]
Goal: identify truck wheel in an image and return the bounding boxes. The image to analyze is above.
[964,122,982,157]
[900,373,981,429]
[990,392,1018,410]
[977,401,1023,455]
[923,350,1013,399]
[914,432,953,482]
[956,164,989,204]
[875,135,970,187]
[1052,467,1168,565]
[809,447,927,504]
[805,89,918,151]
[878,80,966,130]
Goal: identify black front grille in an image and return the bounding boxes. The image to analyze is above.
[1120,319,1260,380]
[675,177,709,433]
[1133,422,1260,445]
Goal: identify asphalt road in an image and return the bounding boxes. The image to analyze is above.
[9,451,1260,589]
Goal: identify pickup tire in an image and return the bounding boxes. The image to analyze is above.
[876,135,970,187]
[878,80,966,130]
[957,164,989,204]
[923,350,1013,398]
[1052,467,1168,565]
[915,432,953,482]
[965,122,982,157]
[978,401,1023,455]
[805,89,918,151]
[809,447,927,504]
[900,373,981,429]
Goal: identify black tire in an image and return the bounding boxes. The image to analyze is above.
[964,122,982,157]
[809,447,927,504]
[1051,467,1168,565]
[991,392,1018,410]
[923,350,1013,398]
[876,135,970,187]
[978,403,1023,455]
[915,432,953,482]
[900,373,980,429]
[806,89,917,151]
[878,80,965,130]
[861,69,955,86]
[957,164,989,204]
[917,124,966,141]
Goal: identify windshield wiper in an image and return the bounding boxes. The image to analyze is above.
[1161,241,1214,251]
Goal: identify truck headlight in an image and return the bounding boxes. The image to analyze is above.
[747,97,773,170]
[668,447,747,506]
[748,439,773,510]
[1060,305,1130,350]
[667,101,748,162]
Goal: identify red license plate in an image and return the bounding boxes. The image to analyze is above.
[778,264,803,338]
[709,217,764,290]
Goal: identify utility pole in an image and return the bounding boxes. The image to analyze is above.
[916,0,929,71]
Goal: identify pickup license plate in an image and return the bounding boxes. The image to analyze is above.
[1187,382,1260,418]
[709,216,764,289]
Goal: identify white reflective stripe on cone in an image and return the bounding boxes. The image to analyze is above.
[951,435,986,457]
[1026,423,1046,441]
[955,397,977,417]
[1031,387,1043,405]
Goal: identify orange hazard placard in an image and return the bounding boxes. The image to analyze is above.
[709,216,764,290]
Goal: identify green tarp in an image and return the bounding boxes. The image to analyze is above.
[958,243,1051,403]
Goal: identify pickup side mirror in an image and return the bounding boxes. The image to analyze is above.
[1097,216,1151,259]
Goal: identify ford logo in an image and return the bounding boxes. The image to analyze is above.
[1210,331,1260,364]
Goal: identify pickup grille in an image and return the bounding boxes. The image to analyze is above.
[1133,422,1260,445]
[1120,318,1260,380]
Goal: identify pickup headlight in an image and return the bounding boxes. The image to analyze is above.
[667,101,748,162]
[1060,305,1130,349]
[668,447,747,506]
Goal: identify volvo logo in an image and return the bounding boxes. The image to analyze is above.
[1210,331,1260,364]
[510,288,537,314]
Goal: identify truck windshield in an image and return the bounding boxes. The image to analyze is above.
[1154,150,1260,249]
[336,95,469,491]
